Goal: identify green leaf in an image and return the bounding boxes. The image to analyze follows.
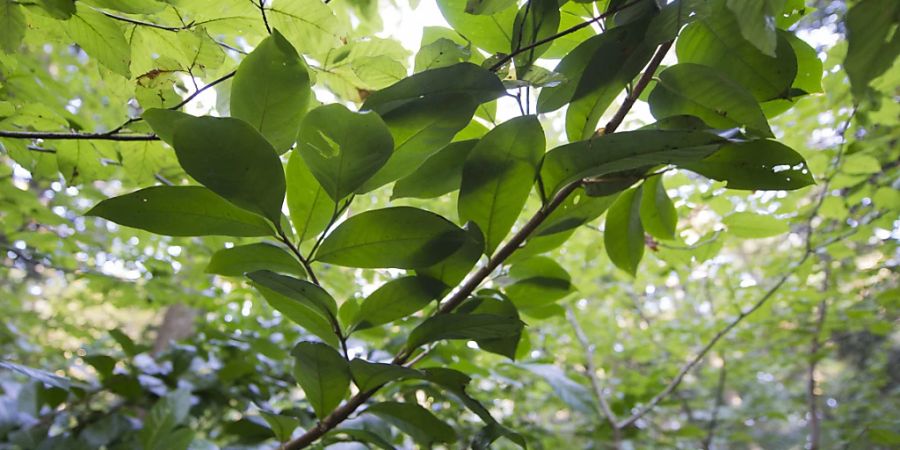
[683,140,815,190]
[247,270,336,318]
[645,0,711,44]
[291,342,350,420]
[676,12,798,101]
[353,276,445,331]
[519,363,595,415]
[363,402,457,445]
[298,104,393,201]
[786,32,824,95]
[206,243,305,277]
[172,116,286,224]
[540,130,728,197]
[534,190,617,236]
[260,412,300,443]
[437,0,517,54]
[392,140,478,200]
[63,6,131,77]
[722,212,789,238]
[504,256,573,310]
[725,0,783,57]
[0,361,78,390]
[415,38,470,73]
[359,63,505,190]
[649,63,773,137]
[286,150,335,243]
[349,359,422,392]
[315,206,467,269]
[231,30,312,153]
[459,116,545,255]
[142,109,192,145]
[511,0,560,71]
[563,20,655,141]
[416,222,485,288]
[80,0,165,14]
[466,0,517,15]
[247,271,339,346]
[140,389,192,450]
[604,187,644,276]
[844,0,900,98]
[458,295,523,359]
[268,0,343,57]
[34,0,76,19]
[406,313,525,350]
[327,428,396,450]
[86,186,275,237]
[639,175,677,240]
[0,1,26,53]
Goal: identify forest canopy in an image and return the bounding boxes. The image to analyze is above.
[0,0,898,449]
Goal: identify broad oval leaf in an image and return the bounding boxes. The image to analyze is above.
[683,139,815,190]
[459,115,545,255]
[247,271,339,346]
[639,175,677,240]
[406,313,525,351]
[676,11,798,101]
[511,0,560,71]
[291,342,350,419]
[363,402,457,445]
[725,0,779,57]
[298,103,393,201]
[349,359,422,392]
[315,207,468,269]
[172,116,286,224]
[722,212,789,238]
[604,186,644,276]
[436,0,517,54]
[142,108,191,145]
[457,295,523,359]
[231,29,312,153]
[844,0,900,98]
[416,222,485,289]
[206,243,305,277]
[353,276,445,331]
[503,257,573,310]
[649,63,774,137]
[391,139,479,200]
[534,190,617,236]
[540,130,728,196]
[63,6,131,77]
[86,186,275,237]
[286,150,335,243]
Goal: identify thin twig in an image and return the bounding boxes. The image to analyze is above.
[567,307,621,447]
[278,230,319,286]
[0,130,158,141]
[257,0,272,34]
[807,259,830,450]
[702,357,727,450]
[604,40,673,132]
[101,11,193,32]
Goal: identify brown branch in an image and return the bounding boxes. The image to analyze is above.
[0,130,158,141]
[100,11,194,32]
[283,36,674,450]
[808,259,830,450]
[702,357,727,450]
[604,40,673,132]
[488,0,645,72]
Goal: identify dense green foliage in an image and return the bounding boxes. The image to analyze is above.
[0,0,897,449]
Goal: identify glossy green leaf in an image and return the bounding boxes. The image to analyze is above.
[406,313,525,350]
[172,116,286,224]
[676,13,797,101]
[639,175,677,240]
[231,30,312,153]
[327,428,396,450]
[363,402,457,445]
[353,276,444,331]
[80,0,165,14]
[604,186,644,276]
[649,63,773,137]
[458,295,523,359]
[286,151,335,243]
[511,0,560,71]
[206,243,305,277]
[540,130,728,196]
[391,140,478,200]
[259,412,299,443]
[504,257,573,310]
[142,108,192,145]
[459,115,545,255]
[844,0,900,98]
[465,0,517,15]
[291,342,350,419]
[683,139,814,190]
[725,0,783,57]
[534,190,617,236]
[349,359,422,392]
[0,2,26,53]
[268,0,343,57]
[416,222,485,289]
[646,0,711,44]
[564,21,655,140]
[786,32,824,95]
[247,271,339,346]
[437,0,517,54]
[86,186,275,237]
[298,104,393,201]
[63,6,131,77]
[315,207,467,269]
[34,0,76,19]
[415,38,470,72]
[722,212,789,238]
